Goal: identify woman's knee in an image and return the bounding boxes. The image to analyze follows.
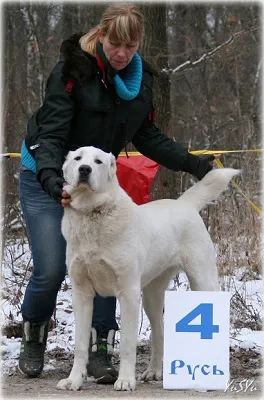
[45,265,66,288]
[31,259,66,291]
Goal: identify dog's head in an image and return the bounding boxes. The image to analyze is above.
[63,146,117,193]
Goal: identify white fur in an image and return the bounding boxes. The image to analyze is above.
[56,146,239,392]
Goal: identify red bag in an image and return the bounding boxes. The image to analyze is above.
[116,155,160,205]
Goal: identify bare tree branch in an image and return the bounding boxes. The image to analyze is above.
[162,26,259,76]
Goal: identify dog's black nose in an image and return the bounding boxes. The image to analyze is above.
[78,165,92,175]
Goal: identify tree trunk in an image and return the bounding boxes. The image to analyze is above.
[139,4,178,200]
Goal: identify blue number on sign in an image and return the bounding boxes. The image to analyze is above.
[175,303,219,339]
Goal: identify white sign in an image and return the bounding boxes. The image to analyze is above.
[163,291,230,391]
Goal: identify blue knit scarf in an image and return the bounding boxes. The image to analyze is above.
[96,43,142,101]
[113,53,142,100]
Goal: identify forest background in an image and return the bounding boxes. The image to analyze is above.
[0,3,262,392]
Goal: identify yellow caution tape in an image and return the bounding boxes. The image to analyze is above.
[119,151,141,156]
[1,153,21,158]
[191,149,264,155]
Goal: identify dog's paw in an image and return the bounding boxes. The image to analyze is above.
[141,369,162,381]
[114,377,136,391]
[56,377,83,391]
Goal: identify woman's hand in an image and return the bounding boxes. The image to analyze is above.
[61,183,72,207]
[183,153,222,180]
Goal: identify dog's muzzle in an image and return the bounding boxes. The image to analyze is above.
[78,164,92,184]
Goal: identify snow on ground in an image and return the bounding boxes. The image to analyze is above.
[1,240,263,376]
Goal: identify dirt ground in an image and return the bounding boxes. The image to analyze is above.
[1,344,262,399]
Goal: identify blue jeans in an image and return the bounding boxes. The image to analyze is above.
[19,166,119,334]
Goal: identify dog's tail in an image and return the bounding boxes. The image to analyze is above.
[178,168,240,212]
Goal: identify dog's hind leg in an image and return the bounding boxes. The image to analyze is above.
[181,237,220,291]
[114,282,141,391]
[141,269,173,382]
[187,263,219,291]
[186,263,220,291]
[57,279,95,391]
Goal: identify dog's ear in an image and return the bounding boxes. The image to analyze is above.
[62,151,71,178]
[108,153,116,180]
[62,150,74,178]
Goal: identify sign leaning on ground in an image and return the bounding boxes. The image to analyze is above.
[163,291,230,391]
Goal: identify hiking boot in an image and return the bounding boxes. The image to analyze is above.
[87,327,118,384]
[18,320,49,378]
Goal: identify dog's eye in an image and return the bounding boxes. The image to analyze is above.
[95,159,103,164]
[74,156,82,161]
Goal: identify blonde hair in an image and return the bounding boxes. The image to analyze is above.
[80,3,144,57]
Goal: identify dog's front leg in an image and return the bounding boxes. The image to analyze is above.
[57,282,94,391]
[114,284,141,391]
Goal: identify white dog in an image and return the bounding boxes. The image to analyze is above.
[57,146,239,392]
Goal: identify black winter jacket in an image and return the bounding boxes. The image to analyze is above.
[24,33,193,185]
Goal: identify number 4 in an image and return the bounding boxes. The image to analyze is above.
[175,303,219,339]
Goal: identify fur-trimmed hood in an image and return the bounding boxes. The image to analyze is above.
[60,32,158,85]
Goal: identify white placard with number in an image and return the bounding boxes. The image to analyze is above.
[163,291,230,391]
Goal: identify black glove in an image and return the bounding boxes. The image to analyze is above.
[39,169,65,204]
[42,176,65,203]
[182,153,215,180]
